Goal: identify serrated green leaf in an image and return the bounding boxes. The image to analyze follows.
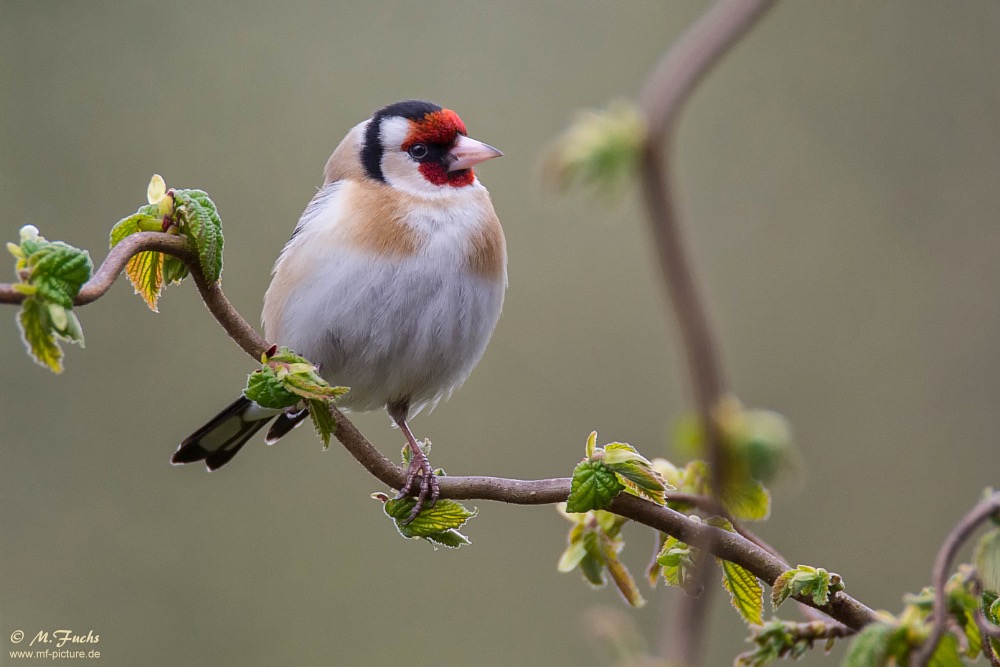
[720,559,763,625]
[723,477,771,521]
[601,442,645,465]
[243,367,301,409]
[124,250,164,312]
[843,623,894,667]
[284,371,350,401]
[772,565,834,610]
[773,565,833,609]
[173,189,223,284]
[772,570,794,610]
[657,536,694,588]
[28,242,93,307]
[608,458,667,505]
[383,497,476,548]
[422,529,470,548]
[566,460,624,513]
[976,529,1000,593]
[808,568,832,606]
[11,231,90,371]
[307,398,336,448]
[110,211,155,247]
[18,296,63,373]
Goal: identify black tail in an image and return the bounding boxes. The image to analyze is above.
[265,407,309,444]
[173,396,275,471]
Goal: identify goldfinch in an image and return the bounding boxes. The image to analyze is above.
[173,100,505,520]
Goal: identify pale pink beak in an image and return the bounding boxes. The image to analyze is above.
[447,135,503,172]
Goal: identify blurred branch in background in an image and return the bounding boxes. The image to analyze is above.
[636,0,777,663]
[915,491,1000,666]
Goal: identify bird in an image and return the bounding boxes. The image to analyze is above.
[172,100,506,521]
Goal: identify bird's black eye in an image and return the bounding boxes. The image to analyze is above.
[407,143,428,160]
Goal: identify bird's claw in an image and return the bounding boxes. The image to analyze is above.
[396,449,440,525]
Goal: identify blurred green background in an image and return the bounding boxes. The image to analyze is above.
[2,1,999,665]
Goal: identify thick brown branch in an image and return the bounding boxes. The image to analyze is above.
[636,1,776,663]
[914,491,1000,666]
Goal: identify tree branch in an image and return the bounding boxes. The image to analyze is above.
[914,491,1000,666]
[0,229,878,632]
[0,232,270,359]
[636,1,777,663]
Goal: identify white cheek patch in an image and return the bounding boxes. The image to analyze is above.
[378,116,468,199]
[379,117,411,151]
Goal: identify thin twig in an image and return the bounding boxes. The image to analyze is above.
[0,230,879,632]
[666,492,785,563]
[0,231,270,359]
[914,491,1000,666]
[636,0,776,663]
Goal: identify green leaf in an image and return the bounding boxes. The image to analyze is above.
[307,399,336,448]
[125,250,164,312]
[928,633,965,667]
[957,608,982,659]
[162,255,189,284]
[772,570,795,610]
[244,367,301,409]
[720,559,763,625]
[772,565,836,610]
[566,460,624,513]
[557,540,588,574]
[601,444,668,505]
[680,459,711,496]
[596,530,644,607]
[986,594,1000,625]
[657,535,695,588]
[284,370,350,401]
[723,477,771,521]
[546,100,645,197]
[601,442,647,465]
[110,208,169,310]
[243,348,348,427]
[976,529,1000,593]
[579,530,606,587]
[843,623,894,667]
[173,189,224,284]
[28,241,93,308]
[382,497,476,548]
[18,297,63,373]
[109,210,158,247]
[11,228,91,371]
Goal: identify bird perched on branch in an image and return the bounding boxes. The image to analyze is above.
[173,100,506,521]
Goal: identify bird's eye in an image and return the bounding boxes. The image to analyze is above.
[407,143,428,160]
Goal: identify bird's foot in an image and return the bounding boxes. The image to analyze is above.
[395,442,440,525]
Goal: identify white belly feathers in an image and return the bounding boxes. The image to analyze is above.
[262,179,506,417]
